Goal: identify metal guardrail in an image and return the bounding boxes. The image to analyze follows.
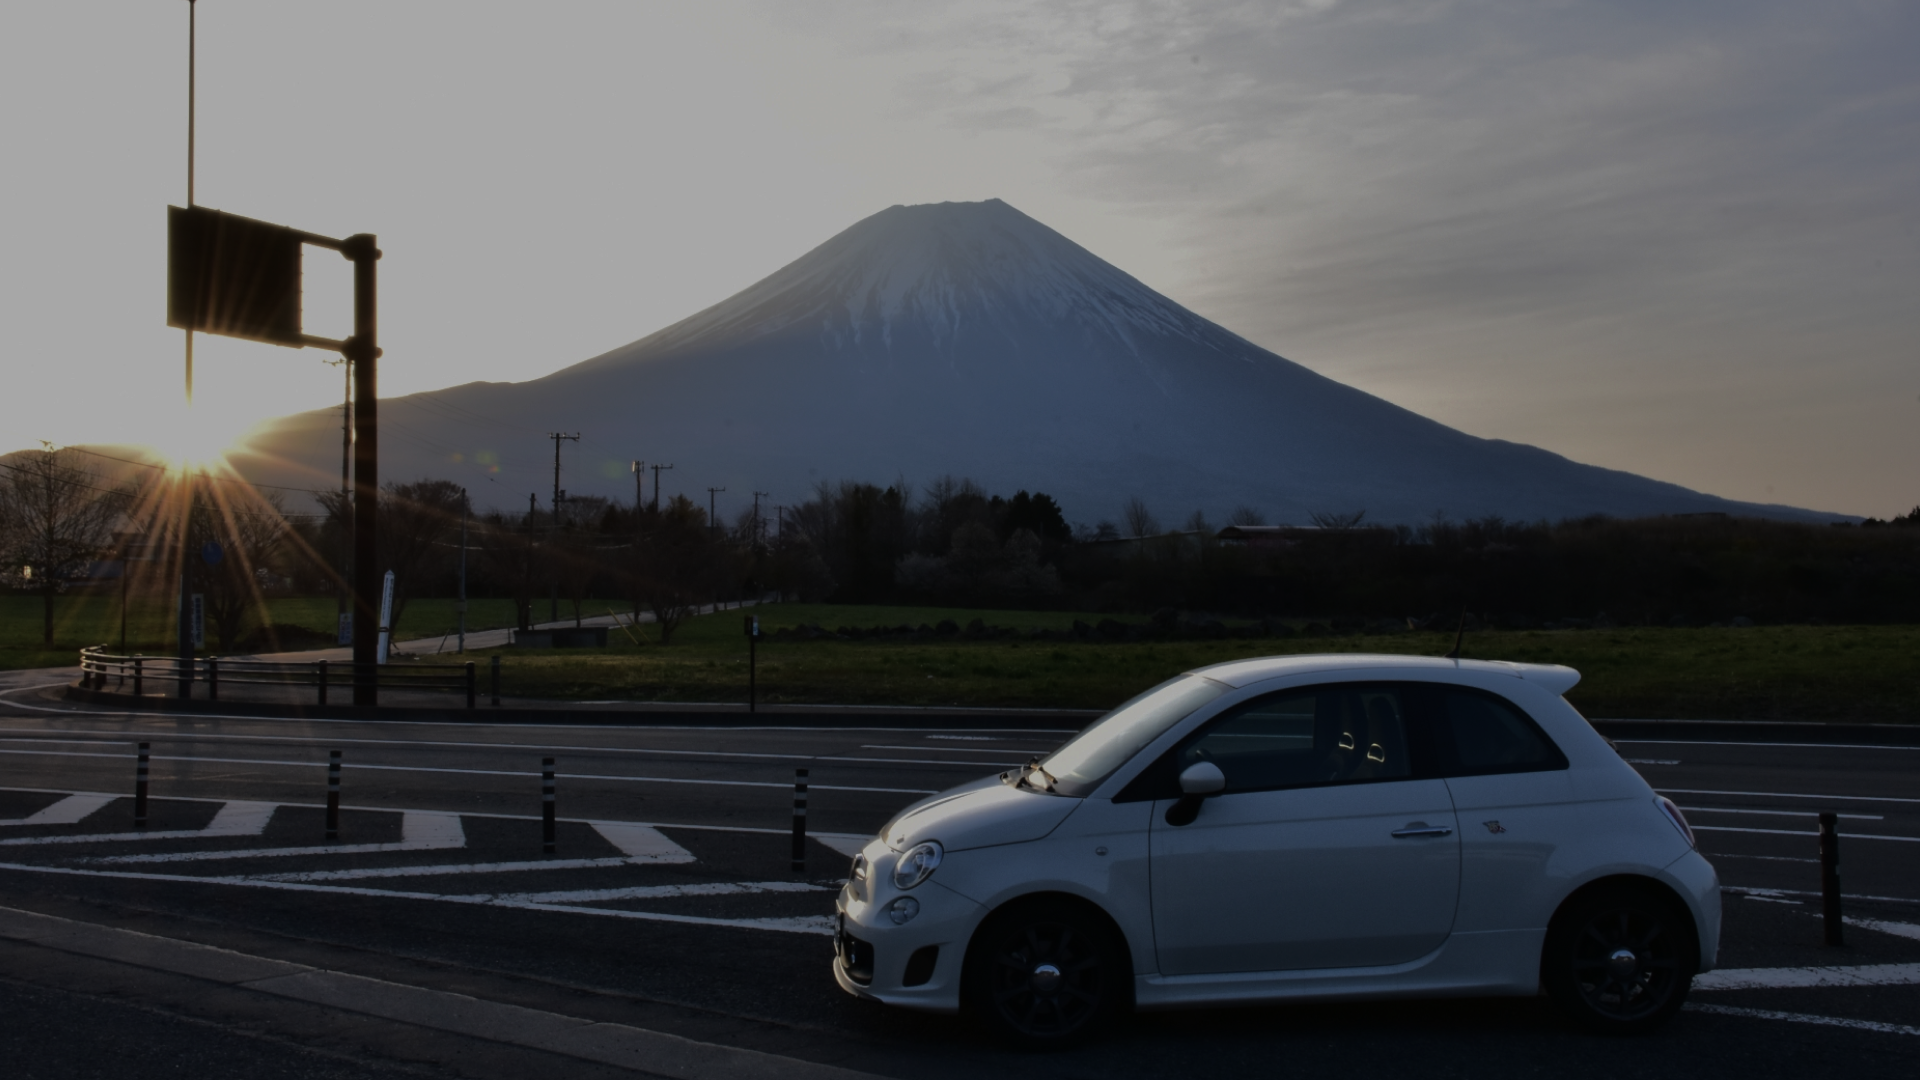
[78,646,500,709]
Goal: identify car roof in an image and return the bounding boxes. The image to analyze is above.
[1189,653,1582,696]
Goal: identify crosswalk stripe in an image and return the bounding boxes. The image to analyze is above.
[91,811,466,864]
[589,822,694,863]
[0,794,116,827]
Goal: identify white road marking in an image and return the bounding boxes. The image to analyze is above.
[1693,825,1920,843]
[1686,1002,1920,1037]
[259,858,637,883]
[487,880,830,904]
[1695,962,1920,990]
[204,801,278,835]
[1624,759,1680,765]
[1658,787,1920,805]
[0,747,935,794]
[816,834,870,858]
[1,731,1025,770]
[861,744,1054,753]
[589,822,694,863]
[1716,853,1819,864]
[0,797,276,847]
[0,793,115,827]
[1842,916,1920,942]
[1621,738,1920,752]
[1724,886,1920,905]
[0,786,879,846]
[832,757,1015,767]
[1684,806,1883,821]
[0,860,835,935]
[90,811,466,864]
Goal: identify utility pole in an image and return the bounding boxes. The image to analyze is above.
[175,0,198,699]
[630,460,644,512]
[650,463,674,512]
[546,433,578,626]
[547,433,579,527]
[456,488,468,654]
[707,487,726,538]
[752,491,771,551]
[773,505,788,541]
[528,492,537,517]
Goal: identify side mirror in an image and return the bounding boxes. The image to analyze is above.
[1178,761,1226,795]
[1166,761,1227,827]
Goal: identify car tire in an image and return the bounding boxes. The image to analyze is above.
[1543,884,1697,1034]
[963,899,1128,1049]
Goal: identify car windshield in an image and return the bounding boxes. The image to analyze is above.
[1036,675,1229,796]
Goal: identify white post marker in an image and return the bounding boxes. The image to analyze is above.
[375,570,395,665]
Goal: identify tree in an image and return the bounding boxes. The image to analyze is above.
[1122,496,1160,539]
[631,495,716,643]
[0,447,123,645]
[321,479,465,642]
[1229,505,1268,527]
[194,489,291,652]
[474,512,540,631]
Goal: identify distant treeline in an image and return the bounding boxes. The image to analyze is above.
[211,473,1920,636]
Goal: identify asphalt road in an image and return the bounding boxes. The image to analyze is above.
[0,677,1915,1079]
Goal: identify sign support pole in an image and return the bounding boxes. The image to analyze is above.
[344,235,382,706]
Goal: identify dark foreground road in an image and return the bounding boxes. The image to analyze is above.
[1,678,1915,1079]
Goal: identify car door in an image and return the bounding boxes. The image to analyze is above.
[1419,684,1576,933]
[1144,684,1461,976]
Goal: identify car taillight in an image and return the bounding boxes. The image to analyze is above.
[1656,796,1695,848]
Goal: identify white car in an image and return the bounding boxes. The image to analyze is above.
[833,655,1719,1046]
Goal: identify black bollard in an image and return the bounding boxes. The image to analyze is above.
[791,768,809,872]
[317,659,328,706]
[1819,811,1844,946]
[542,758,557,854]
[325,750,342,841]
[134,742,150,827]
[490,654,501,707]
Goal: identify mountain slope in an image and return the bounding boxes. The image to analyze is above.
[236,199,1847,525]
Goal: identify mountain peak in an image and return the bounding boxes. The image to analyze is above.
[573,198,1233,371]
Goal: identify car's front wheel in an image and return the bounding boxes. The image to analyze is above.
[963,899,1128,1049]
[1543,884,1697,1034]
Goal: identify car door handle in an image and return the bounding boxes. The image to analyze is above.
[1391,825,1454,838]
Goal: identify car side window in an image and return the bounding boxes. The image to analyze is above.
[1431,688,1567,776]
[1172,685,1414,795]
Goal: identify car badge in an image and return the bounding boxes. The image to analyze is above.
[1483,820,1507,834]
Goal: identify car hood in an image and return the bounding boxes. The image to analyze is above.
[881,774,1082,853]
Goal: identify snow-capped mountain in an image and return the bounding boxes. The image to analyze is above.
[237,199,1845,525]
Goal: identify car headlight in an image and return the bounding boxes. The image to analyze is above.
[890,840,943,890]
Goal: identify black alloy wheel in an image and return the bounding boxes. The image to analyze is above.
[964,901,1126,1048]
[1544,886,1697,1034]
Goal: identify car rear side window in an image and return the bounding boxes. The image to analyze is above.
[1431,688,1567,776]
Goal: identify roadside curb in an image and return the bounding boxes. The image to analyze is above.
[56,682,1097,730]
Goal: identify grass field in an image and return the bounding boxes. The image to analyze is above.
[488,603,1920,722]
[9,596,1916,721]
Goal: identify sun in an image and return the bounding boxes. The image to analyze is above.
[135,405,255,472]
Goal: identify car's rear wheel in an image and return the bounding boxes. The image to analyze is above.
[963,899,1127,1049]
[1544,884,1696,1034]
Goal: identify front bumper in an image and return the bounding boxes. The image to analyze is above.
[832,852,985,1013]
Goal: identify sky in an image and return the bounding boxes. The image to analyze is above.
[2,1,1914,517]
